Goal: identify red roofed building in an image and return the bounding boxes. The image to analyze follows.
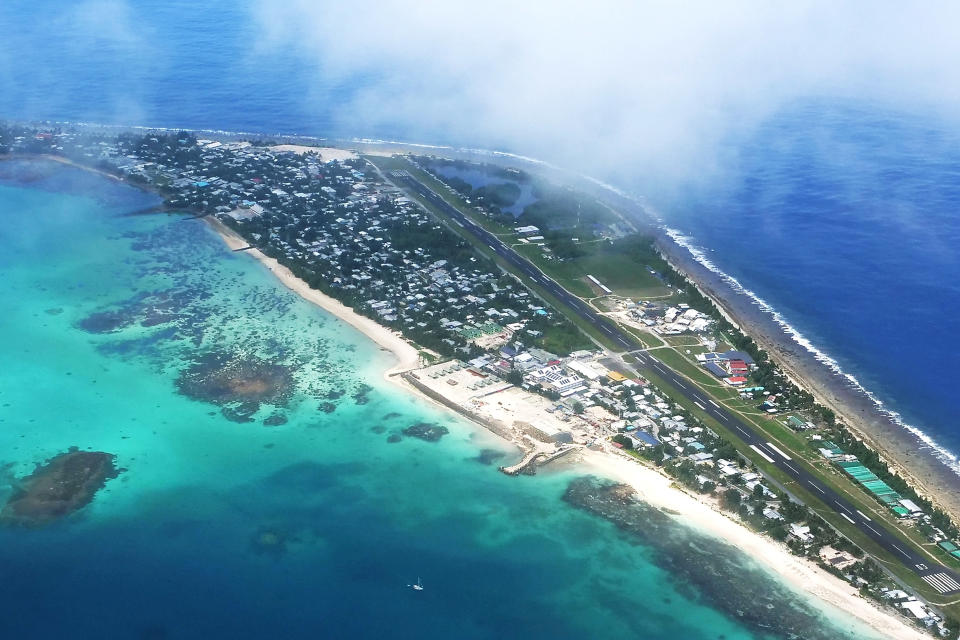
[725,376,748,386]
[728,360,748,373]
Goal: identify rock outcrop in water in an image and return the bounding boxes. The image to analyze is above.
[262,412,288,427]
[78,309,132,333]
[1,449,120,526]
[563,476,851,640]
[250,528,288,558]
[175,351,296,420]
[402,422,449,442]
[318,402,337,414]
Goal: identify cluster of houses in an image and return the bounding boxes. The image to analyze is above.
[616,301,714,335]
[882,589,948,632]
[483,342,756,485]
[3,127,576,360]
[697,350,756,386]
[4,125,951,636]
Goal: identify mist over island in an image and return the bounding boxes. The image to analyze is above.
[1,2,958,639]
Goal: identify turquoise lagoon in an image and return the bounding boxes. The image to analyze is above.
[0,161,882,639]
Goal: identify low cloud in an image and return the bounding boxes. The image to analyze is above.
[250,1,960,186]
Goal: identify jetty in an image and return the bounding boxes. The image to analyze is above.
[499,441,578,476]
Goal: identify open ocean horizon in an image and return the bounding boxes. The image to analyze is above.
[2,2,958,638]
[2,1,955,470]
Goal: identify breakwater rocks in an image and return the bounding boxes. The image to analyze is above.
[1,449,120,526]
[563,476,858,640]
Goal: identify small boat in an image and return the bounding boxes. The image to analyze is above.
[410,577,424,591]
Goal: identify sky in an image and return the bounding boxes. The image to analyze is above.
[250,0,960,185]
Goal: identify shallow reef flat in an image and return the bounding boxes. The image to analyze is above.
[1,449,120,526]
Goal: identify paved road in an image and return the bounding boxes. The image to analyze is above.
[391,170,634,350]
[622,351,960,594]
[389,169,960,594]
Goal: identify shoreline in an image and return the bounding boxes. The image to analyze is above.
[580,448,929,640]
[203,217,529,451]
[654,234,960,521]
[204,214,928,640]
[7,152,936,638]
[203,217,421,379]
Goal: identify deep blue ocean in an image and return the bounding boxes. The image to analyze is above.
[2,1,954,465]
[653,102,960,464]
[0,2,957,638]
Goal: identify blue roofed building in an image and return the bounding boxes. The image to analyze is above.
[705,362,727,378]
[718,350,755,365]
[634,431,660,448]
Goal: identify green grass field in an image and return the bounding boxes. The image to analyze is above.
[369,153,960,614]
[514,240,674,300]
[365,154,626,352]
[374,154,674,302]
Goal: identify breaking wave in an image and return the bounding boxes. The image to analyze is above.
[29,117,960,478]
[662,226,960,478]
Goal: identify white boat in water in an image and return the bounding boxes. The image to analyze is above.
[410,577,424,591]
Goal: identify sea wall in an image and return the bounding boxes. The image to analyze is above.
[400,372,518,444]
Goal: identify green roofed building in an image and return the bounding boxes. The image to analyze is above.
[460,322,505,340]
[835,458,906,514]
[938,540,958,553]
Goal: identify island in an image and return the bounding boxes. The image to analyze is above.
[0,121,954,638]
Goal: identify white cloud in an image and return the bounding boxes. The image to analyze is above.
[250,1,960,184]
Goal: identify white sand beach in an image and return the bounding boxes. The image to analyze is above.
[204,217,419,377]
[581,449,929,640]
[206,214,927,640]
[269,144,359,163]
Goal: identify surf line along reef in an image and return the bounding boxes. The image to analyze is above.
[0,122,949,638]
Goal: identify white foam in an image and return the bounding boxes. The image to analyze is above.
[36,118,960,480]
[662,226,960,478]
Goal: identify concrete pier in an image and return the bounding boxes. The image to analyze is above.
[499,448,542,475]
[499,443,579,476]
